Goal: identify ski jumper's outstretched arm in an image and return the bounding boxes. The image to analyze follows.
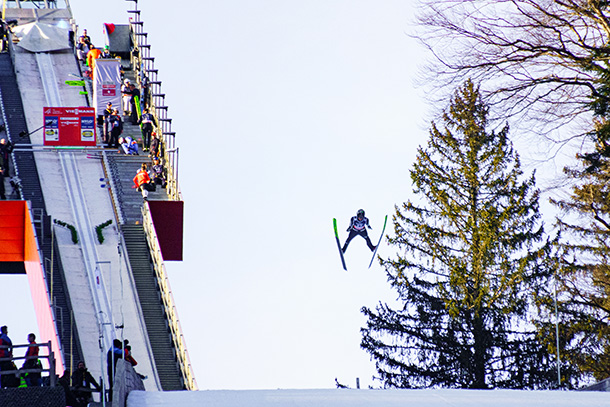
[346,216,355,232]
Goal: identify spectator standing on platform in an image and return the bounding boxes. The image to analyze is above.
[0,138,13,176]
[76,36,90,63]
[139,108,157,151]
[129,83,141,125]
[107,339,123,401]
[121,79,132,116]
[107,109,123,148]
[0,138,12,199]
[0,326,12,359]
[0,326,13,387]
[22,333,41,387]
[102,102,113,144]
[72,360,101,406]
[140,73,150,109]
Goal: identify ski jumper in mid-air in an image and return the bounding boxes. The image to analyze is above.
[342,209,376,253]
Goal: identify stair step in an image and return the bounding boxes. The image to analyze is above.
[121,225,184,390]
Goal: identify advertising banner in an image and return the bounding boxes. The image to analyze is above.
[93,58,122,116]
[43,107,96,146]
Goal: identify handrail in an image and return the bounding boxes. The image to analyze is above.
[0,341,57,387]
[127,1,181,202]
[0,29,24,201]
[116,227,163,391]
[141,203,197,390]
[0,65,21,200]
[101,150,125,225]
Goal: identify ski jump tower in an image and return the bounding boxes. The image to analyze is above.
[0,0,195,395]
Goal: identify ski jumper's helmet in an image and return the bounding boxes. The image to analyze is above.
[357,209,365,217]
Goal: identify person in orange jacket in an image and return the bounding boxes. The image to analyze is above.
[133,163,151,200]
[86,44,102,69]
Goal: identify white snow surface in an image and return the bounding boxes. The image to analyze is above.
[127,388,610,407]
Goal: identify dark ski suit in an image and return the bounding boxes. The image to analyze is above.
[342,215,375,252]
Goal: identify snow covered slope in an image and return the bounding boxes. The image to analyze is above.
[127,388,610,407]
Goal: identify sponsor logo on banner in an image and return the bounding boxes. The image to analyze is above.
[102,83,116,96]
[45,116,59,141]
[45,128,59,141]
[81,116,95,141]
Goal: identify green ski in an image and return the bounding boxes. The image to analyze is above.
[333,218,347,271]
[134,95,142,122]
[368,215,388,268]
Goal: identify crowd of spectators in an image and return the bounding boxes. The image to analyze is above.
[76,25,171,201]
[1,324,145,405]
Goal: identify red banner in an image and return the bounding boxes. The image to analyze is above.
[43,107,96,146]
[148,201,184,261]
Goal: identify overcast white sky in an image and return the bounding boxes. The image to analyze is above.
[2,0,574,392]
[71,0,426,390]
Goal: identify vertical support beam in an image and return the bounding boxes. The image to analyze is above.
[48,342,56,387]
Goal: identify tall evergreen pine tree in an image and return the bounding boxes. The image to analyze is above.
[541,136,610,384]
[361,81,557,389]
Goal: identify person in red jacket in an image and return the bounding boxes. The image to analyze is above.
[124,340,137,367]
[22,333,41,386]
[133,163,151,200]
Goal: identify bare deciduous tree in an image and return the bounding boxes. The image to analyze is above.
[416,0,610,145]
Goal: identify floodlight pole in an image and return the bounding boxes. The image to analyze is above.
[554,268,561,388]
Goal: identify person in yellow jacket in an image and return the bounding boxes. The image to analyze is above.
[133,163,152,200]
[86,45,102,69]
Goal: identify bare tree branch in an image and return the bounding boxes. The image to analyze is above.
[416,0,610,144]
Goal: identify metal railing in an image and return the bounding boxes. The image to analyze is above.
[141,203,197,390]
[0,341,57,387]
[127,0,181,202]
[101,152,125,225]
